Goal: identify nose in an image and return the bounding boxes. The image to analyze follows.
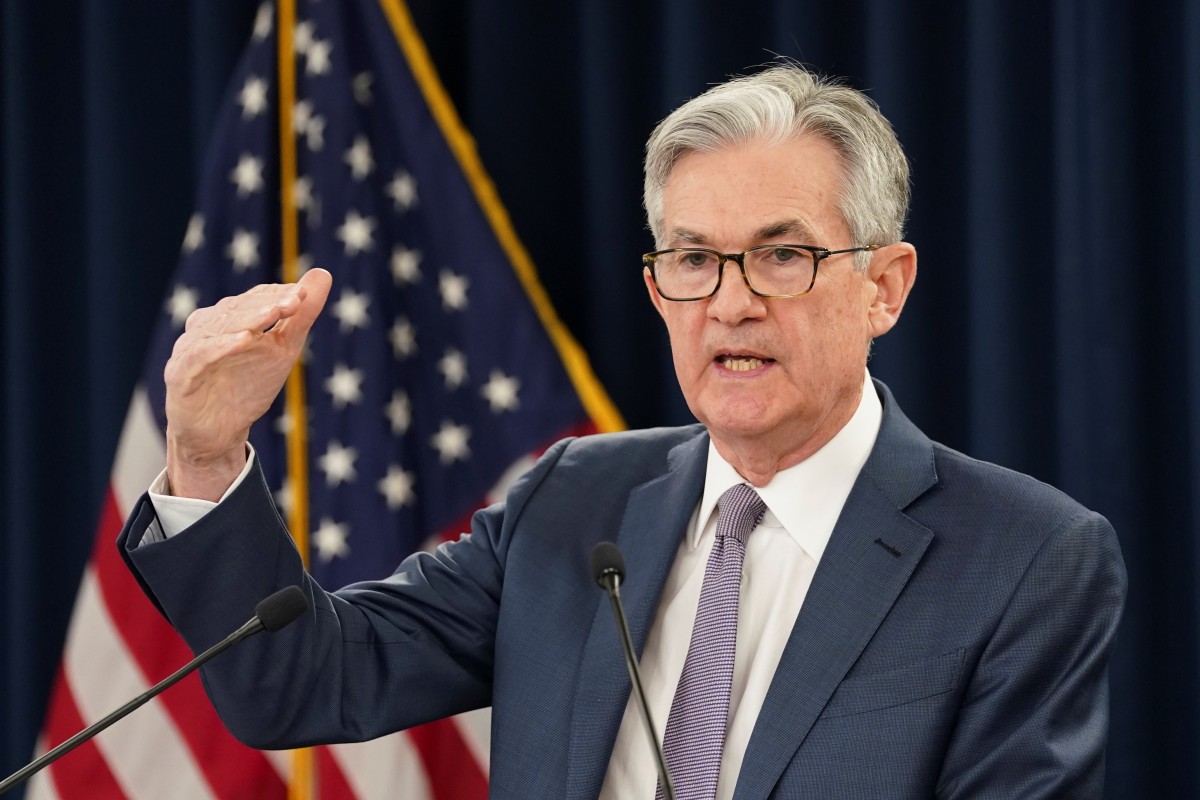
[707,258,765,324]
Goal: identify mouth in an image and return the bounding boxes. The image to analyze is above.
[715,353,776,372]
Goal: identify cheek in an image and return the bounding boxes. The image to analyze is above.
[780,301,867,376]
[662,311,706,369]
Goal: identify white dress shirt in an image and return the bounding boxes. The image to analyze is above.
[148,374,881,798]
[598,371,881,799]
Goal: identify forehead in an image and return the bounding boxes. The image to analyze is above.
[661,134,849,246]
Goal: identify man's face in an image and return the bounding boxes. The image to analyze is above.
[646,134,909,478]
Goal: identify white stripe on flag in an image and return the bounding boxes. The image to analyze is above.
[452,708,492,774]
[24,736,63,800]
[64,569,216,800]
[329,732,432,800]
[261,747,292,780]
[111,388,166,518]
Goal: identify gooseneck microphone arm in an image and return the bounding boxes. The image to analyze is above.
[0,585,309,796]
[590,542,676,800]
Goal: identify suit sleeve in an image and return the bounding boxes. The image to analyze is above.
[117,439,572,749]
[936,511,1127,798]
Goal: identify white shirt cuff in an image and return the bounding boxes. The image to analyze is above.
[140,446,258,545]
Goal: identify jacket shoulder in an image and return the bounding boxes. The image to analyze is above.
[926,441,1108,531]
[536,424,706,479]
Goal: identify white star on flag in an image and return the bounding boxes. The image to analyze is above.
[181,213,205,254]
[385,390,412,434]
[274,478,293,516]
[252,2,272,40]
[230,153,265,197]
[273,409,294,435]
[318,441,359,486]
[238,76,269,119]
[344,135,375,180]
[391,245,421,285]
[385,170,418,211]
[313,517,350,562]
[438,348,469,389]
[336,210,376,256]
[389,318,417,359]
[226,229,261,271]
[325,363,364,408]
[377,465,416,509]
[164,285,200,328]
[304,113,326,151]
[439,270,469,311]
[481,371,521,412]
[332,288,371,331]
[431,421,472,464]
[306,38,333,76]
[353,71,373,105]
[293,99,313,132]
[294,20,315,53]
[293,175,313,210]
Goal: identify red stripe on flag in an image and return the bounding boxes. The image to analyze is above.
[407,720,487,800]
[91,488,287,799]
[40,669,129,800]
[315,746,360,799]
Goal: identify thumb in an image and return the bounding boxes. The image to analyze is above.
[279,268,333,343]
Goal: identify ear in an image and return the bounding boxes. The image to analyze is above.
[644,266,668,322]
[866,242,917,338]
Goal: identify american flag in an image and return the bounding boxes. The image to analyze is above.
[27,1,620,797]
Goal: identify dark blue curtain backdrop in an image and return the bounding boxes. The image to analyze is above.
[2,1,1197,797]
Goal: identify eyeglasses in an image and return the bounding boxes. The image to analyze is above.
[642,243,882,301]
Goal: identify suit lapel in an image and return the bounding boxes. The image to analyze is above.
[734,382,938,799]
[565,431,708,799]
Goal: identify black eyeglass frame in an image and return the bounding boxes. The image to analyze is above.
[642,243,883,301]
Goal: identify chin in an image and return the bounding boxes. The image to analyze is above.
[694,402,780,441]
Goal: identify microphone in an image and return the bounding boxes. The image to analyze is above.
[0,586,309,796]
[590,542,676,800]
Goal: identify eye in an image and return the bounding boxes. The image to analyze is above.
[678,250,715,269]
[766,247,803,264]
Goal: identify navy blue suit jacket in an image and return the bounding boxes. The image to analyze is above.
[119,382,1126,798]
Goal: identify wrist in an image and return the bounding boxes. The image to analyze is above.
[165,433,249,502]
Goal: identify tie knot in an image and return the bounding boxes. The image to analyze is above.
[716,484,766,546]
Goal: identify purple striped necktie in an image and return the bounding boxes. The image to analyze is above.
[657,483,767,800]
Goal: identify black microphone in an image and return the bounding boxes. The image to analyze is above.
[590,542,676,800]
[0,586,309,796]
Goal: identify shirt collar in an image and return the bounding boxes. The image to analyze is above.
[693,370,883,562]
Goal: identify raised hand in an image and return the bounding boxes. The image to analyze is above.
[163,269,333,501]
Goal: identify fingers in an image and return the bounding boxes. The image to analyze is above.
[183,289,291,336]
[183,270,331,338]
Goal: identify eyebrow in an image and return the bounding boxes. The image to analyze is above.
[666,219,821,249]
[753,219,819,243]
[667,228,708,246]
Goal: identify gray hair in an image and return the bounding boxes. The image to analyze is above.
[643,64,910,267]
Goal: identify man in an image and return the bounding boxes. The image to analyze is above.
[120,64,1126,798]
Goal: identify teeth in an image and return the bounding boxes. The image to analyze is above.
[722,356,765,372]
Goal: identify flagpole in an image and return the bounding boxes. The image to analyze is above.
[275,0,316,797]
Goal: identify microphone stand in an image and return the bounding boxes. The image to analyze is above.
[593,543,677,800]
[0,586,307,796]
